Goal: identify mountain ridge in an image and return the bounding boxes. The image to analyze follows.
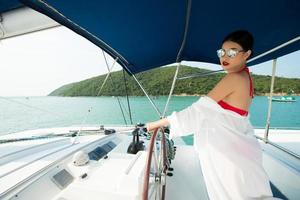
[49,65,300,96]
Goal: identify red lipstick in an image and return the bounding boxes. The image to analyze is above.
[222,61,229,66]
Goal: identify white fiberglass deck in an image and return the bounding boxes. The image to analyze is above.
[0,135,109,197]
[0,127,299,200]
[165,145,209,200]
[53,152,147,200]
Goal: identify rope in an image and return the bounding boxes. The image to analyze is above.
[122,69,133,124]
[102,50,128,125]
[96,58,117,96]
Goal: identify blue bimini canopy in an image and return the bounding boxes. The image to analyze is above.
[6,0,300,74]
[0,0,23,13]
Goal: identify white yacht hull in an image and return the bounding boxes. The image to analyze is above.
[0,126,299,200]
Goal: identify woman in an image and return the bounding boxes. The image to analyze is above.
[147,30,275,199]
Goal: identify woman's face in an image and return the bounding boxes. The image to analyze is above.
[219,41,251,72]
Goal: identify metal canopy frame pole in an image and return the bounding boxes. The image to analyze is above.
[162,63,180,117]
[0,15,4,38]
[264,59,277,142]
[177,36,300,80]
[162,0,192,117]
[247,36,300,63]
[131,74,162,118]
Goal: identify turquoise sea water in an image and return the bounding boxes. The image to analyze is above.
[0,96,299,136]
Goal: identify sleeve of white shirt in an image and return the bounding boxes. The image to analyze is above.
[166,96,223,139]
[167,101,202,139]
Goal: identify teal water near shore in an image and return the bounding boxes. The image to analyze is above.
[0,96,299,137]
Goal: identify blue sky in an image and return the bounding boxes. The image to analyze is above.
[0,27,299,96]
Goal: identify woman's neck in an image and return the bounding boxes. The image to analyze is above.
[226,65,246,73]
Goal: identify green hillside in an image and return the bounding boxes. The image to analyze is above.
[49,65,300,96]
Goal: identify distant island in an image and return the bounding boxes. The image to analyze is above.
[49,65,300,96]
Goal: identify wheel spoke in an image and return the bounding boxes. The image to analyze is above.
[158,141,163,172]
[153,141,159,170]
[154,182,158,200]
[156,181,162,200]
[148,179,156,199]
[143,128,167,200]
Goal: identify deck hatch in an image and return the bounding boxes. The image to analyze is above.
[88,147,107,161]
[52,169,74,189]
[88,142,116,161]
[107,141,116,148]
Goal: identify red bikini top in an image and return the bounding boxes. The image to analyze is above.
[218,67,253,116]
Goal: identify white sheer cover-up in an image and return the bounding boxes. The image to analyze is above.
[167,96,275,200]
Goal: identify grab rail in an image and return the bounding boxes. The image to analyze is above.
[255,135,300,160]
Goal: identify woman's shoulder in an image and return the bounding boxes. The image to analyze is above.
[223,72,245,84]
[224,72,248,83]
[223,72,250,92]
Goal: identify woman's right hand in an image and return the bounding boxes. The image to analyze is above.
[146,118,170,132]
